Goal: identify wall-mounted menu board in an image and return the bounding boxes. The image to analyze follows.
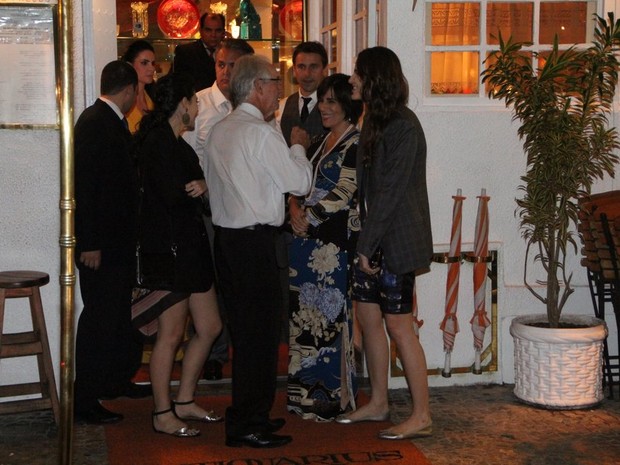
[0,1,57,128]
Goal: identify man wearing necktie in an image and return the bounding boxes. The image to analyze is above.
[277,41,328,147]
[74,61,150,424]
[173,13,226,91]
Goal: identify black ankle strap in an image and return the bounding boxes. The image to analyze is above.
[173,400,194,406]
[152,407,173,416]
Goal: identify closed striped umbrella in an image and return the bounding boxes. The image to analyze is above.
[439,189,465,377]
[470,188,491,374]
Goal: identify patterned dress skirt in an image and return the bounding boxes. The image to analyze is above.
[287,237,357,421]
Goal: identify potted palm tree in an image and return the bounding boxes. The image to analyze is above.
[481,13,619,408]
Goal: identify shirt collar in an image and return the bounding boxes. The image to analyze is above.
[298,90,317,105]
[238,102,265,120]
[211,82,230,109]
[99,96,124,120]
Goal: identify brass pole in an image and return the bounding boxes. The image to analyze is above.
[56,0,75,463]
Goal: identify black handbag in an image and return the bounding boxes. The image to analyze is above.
[135,242,177,289]
[135,181,177,290]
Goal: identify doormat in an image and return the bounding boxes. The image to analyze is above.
[104,392,430,465]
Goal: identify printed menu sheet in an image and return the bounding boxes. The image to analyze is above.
[0,4,57,126]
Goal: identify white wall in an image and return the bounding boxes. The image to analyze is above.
[385,2,619,388]
[0,0,117,396]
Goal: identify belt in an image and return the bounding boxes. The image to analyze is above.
[214,224,277,232]
[244,224,277,231]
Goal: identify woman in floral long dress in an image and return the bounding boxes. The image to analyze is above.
[287,74,363,421]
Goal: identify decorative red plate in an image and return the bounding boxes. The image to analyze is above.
[157,0,200,39]
[279,0,303,41]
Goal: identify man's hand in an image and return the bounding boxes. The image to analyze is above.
[289,197,309,236]
[80,250,102,270]
[185,179,207,198]
[290,126,310,149]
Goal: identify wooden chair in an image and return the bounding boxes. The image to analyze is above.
[578,195,620,398]
[0,271,59,423]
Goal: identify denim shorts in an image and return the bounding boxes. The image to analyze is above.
[351,254,415,314]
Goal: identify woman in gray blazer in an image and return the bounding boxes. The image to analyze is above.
[335,47,433,440]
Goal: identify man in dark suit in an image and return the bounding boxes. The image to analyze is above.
[173,13,226,91]
[74,60,151,425]
[278,41,328,146]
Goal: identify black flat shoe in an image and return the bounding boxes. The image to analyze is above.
[265,417,285,432]
[75,403,123,425]
[125,383,153,398]
[100,383,152,400]
[225,432,292,448]
[203,360,223,380]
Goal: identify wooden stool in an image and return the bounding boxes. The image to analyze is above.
[0,271,60,423]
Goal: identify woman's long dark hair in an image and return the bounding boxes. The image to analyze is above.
[355,47,408,164]
[135,72,195,144]
[122,40,157,99]
[121,39,154,64]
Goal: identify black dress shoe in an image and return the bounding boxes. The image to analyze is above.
[203,360,223,380]
[100,383,152,400]
[226,432,292,448]
[266,417,285,432]
[75,403,123,425]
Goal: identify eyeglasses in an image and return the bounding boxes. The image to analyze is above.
[259,77,281,82]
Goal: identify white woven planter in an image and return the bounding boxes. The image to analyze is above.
[510,314,608,409]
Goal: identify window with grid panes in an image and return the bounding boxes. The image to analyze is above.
[321,0,339,73]
[354,0,369,57]
[426,0,598,97]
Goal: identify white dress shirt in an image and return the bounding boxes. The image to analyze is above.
[205,103,312,228]
[182,81,232,169]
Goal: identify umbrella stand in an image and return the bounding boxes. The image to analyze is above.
[434,189,466,378]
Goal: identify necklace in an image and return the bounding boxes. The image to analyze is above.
[306,124,355,203]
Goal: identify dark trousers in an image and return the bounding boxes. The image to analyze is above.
[214,226,282,437]
[74,257,142,410]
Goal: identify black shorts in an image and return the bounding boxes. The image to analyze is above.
[351,254,415,314]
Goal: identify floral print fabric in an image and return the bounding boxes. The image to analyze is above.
[287,130,359,421]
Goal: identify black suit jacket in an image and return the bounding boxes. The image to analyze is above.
[356,106,433,275]
[173,40,215,91]
[74,99,138,263]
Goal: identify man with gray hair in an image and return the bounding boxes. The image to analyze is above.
[205,55,311,448]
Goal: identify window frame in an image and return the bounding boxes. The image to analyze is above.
[424,0,603,104]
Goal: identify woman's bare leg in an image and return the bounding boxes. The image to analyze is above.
[174,287,222,418]
[381,312,432,435]
[339,301,390,421]
[150,299,191,433]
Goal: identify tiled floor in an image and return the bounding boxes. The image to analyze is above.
[1,383,619,465]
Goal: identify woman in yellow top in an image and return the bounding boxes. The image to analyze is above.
[122,40,156,133]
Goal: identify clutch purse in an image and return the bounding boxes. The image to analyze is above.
[135,243,177,290]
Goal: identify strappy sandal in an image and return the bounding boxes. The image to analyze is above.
[172,399,223,423]
[152,408,201,437]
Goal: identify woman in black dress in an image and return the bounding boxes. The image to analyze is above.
[135,73,222,437]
